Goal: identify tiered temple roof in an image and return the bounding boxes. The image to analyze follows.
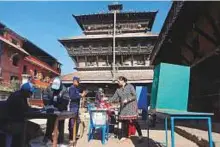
[62,70,153,84]
[60,4,158,83]
[60,32,157,41]
[74,11,157,34]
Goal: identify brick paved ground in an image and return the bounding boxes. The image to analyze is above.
[74,122,198,147]
[176,126,220,147]
[30,119,198,147]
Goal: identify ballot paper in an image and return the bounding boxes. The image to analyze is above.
[92,111,107,125]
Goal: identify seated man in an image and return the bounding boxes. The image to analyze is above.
[5,82,35,147]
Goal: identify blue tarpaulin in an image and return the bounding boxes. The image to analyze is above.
[136,86,148,111]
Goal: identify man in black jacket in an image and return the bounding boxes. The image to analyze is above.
[42,77,69,144]
[6,82,35,147]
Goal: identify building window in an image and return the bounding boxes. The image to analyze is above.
[23,65,27,74]
[0,29,4,36]
[12,38,18,45]
[10,76,18,81]
[0,41,3,55]
[57,64,60,69]
[137,60,145,65]
[0,67,2,77]
[87,56,96,67]
[42,73,45,80]
[12,56,19,67]
[34,70,37,77]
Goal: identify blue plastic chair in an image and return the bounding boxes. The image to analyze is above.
[87,106,109,144]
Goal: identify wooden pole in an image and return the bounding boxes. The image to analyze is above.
[112,11,116,80]
[52,118,59,147]
[72,118,77,147]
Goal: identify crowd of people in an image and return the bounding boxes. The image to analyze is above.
[3,75,144,146]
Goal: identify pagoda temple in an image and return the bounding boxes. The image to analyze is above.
[60,4,158,97]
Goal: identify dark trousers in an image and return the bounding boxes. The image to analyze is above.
[45,118,65,144]
[4,121,42,147]
[11,134,24,147]
[8,122,25,147]
[121,120,142,138]
[69,102,80,140]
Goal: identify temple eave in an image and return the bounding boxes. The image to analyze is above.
[61,70,153,84]
[62,80,153,84]
[59,33,158,42]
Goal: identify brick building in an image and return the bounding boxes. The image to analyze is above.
[0,22,61,101]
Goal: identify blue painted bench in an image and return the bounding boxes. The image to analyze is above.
[156,110,214,147]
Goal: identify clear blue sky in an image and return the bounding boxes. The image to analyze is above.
[0,1,171,75]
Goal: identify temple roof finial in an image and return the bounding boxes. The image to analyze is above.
[108,2,123,13]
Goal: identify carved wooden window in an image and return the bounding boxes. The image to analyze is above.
[34,70,37,77]
[57,63,61,69]
[116,56,121,66]
[0,67,2,77]
[134,55,145,65]
[10,76,18,81]
[0,29,4,36]
[12,55,19,67]
[0,41,3,55]
[99,56,107,66]
[123,55,131,66]
[23,65,27,74]
[87,56,96,67]
[120,41,127,48]
[89,45,92,50]
[137,61,145,65]
[136,58,145,65]
[12,38,18,45]
[107,55,112,66]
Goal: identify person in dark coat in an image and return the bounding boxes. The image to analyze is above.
[42,77,69,144]
[68,76,86,144]
[6,82,35,147]
[109,76,143,142]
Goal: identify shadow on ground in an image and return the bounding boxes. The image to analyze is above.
[130,136,165,147]
[138,121,165,131]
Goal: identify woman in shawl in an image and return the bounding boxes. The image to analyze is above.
[109,76,143,142]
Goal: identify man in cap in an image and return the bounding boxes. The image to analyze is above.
[6,82,35,147]
[69,76,86,144]
[6,82,34,122]
[42,77,69,145]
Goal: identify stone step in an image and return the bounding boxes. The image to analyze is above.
[175,126,220,147]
